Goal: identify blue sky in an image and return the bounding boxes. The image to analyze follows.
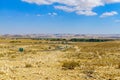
[1,0,120,34]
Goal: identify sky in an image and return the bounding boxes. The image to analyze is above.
[1,0,120,34]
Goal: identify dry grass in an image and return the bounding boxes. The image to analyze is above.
[0,38,120,80]
[62,60,79,70]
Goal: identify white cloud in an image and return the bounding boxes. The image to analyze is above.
[22,0,120,16]
[48,12,58,16]
[54,6,75,12]
[104,0,120,3]
[52,12,57,16]
[76,10,97,16]
[100,11,118,18]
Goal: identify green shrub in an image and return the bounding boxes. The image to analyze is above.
[19,48,24,52]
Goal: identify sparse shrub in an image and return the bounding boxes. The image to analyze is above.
[0,71,5,75]
[116,63,120,69]
[25,63,32,68]
[62,61,79,70]
[36,61,41,67]
[49,47,51,49]
[11,55,16,58]
[118,65,120,69]
[83,70,95,79]
[0,54,4,57]
[83,70,94,75]
[10,41,21,43]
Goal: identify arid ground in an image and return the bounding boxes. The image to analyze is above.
[0,38,120,80]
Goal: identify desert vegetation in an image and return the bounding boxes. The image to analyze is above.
[0,38,120,80]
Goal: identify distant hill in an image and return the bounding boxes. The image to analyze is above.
[1,34,120,39]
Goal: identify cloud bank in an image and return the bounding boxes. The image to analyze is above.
[22,0,120,16]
